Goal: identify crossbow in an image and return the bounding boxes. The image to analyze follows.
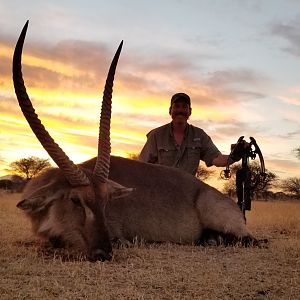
[220,136,266,221]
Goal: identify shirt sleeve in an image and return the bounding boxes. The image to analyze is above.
[139,131,158,164]
[200,132,221,167]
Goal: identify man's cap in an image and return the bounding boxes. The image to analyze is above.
[170,93,191,106]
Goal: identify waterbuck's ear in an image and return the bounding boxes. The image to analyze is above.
[17,189,65,213]
[17,199,34,211]
[17,198,44,212]
[107,179,134,200]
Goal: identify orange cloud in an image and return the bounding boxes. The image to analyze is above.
[1,34,299,185]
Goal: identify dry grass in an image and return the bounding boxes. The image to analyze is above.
[0,192,299,300]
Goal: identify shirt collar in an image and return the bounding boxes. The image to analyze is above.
[169,122,189,137]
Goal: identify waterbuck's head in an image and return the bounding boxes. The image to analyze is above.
[13,21,129,261]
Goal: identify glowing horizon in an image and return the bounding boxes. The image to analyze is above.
[1,1,300,188]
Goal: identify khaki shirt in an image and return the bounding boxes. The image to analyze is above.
[139,123,221,176]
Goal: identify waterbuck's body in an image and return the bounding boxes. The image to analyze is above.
[91,156,251,244]
[22,155,252,248]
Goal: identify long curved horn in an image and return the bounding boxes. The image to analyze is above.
[13,21,90,186]
[93,41,123,183]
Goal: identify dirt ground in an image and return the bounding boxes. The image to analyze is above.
[0,192,299,299]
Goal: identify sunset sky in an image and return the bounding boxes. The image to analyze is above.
[0,0,299,185]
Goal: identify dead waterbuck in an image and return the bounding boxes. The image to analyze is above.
[14,22,256,262]
[13,21,130,261]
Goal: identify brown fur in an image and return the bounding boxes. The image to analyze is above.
[18,155,254,260]
[105,156,252,244]
[18,168,113,261]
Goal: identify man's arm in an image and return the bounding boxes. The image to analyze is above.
[212,153,230,167]
[212,140,247,167]
[139,132,158,164]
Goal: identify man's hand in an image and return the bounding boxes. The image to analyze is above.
[230,140,249,162]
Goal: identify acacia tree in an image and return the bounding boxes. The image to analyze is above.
[8,156,51,180]
[222,161,278,198]
[128,153,140,160]
[222,178,236,197]
[280,177,300,199]
[196,165,216,181]
[295,147,300,160]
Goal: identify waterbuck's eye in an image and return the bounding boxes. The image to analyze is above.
[71,196,82,207]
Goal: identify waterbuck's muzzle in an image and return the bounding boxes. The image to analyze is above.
[88,235,113,262]
[89,247,113,262]
[87,206,113,262]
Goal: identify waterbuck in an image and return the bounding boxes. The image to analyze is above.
[14,22,255,262]
[13,21,131,261]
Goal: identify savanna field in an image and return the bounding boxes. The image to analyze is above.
[0,191,299,300]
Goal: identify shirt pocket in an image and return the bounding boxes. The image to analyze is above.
[186,142,201,166]
[158,146,177,166]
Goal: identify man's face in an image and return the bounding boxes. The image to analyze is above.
[169,101,192,123]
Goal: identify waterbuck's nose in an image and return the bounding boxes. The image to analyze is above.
[89,248,113,262]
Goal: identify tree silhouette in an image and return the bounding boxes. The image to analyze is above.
[295,147,300,160]
[280,177,300,198]
[8,156,51,180]
[196,165,216,181]
[128,153,140,160]
[222,161,277,198]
